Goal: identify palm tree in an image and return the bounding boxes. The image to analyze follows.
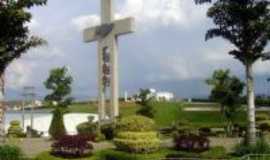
[195,0,270,145]
[0,0,47,138]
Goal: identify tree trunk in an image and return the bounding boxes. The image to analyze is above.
[0,73,5,142]
[246,63,256,145]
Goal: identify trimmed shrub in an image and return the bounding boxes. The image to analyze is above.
[115,116,160,153]
[0,145,23,160]
[51,134,93,158]
[76,116,97,135]
[49,109,66,139]
[116,115,155,132]
[114,132,160,153]
[174,133,210,153]
[7,120,25,138]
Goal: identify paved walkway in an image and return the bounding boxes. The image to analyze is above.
[6,138,115,158]
[5,137,241,158]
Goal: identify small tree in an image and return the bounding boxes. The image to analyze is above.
[44,67,73,139]
[136,89,155,118]
[206,69,245,136]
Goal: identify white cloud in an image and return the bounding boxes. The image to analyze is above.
[71,14,100,31]
[254,61,270,75]
[71,0,209,31]
[28,46,64,60]
[6,60,34,89]
[118,0,208,29]
[27,19,40,29]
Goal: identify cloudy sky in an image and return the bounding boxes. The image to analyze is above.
[5,0,270,100]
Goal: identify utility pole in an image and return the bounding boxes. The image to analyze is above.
[22,86,36,133]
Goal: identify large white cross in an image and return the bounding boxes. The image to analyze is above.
[83,0,135,121]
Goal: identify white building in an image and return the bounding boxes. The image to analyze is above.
[149,89,174,102]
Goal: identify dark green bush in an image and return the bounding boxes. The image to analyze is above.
[198,127,212,137]
[233,137,270,156]
[26,126,43,138]
[76,121,97,135]
[101,123,116,140]
[49,109,66,139]
[98,150,137,160]
[0,145,23,160]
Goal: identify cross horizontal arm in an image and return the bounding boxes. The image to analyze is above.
[83,26,99,43]
[113,17,135,36]
[83,17,136,43]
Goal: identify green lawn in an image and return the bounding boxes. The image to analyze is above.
[68,102,257,128]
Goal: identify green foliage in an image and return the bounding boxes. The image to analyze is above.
[7,120,25,138]
[136,89,155,118]
[196,0,270,65]
[44,66,73,108]
[0,145,23,160]
[233,137,270,156]
[49,109,66,139]
[0,0,47,75]
[117,115,155,132]
[206,69,245,136]
[76,116,97,135]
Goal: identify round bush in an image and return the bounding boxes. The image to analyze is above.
[7,120,25,138]
[115,116,160,153]
[117,115,155,132]
[77,122,97,135]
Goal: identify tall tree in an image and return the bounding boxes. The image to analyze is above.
[206,69,245,136]
[195,0,270,145]
[0,0,47,137]
[44,66,73,139]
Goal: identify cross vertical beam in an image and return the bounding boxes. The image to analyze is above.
[83,0,135,123]
[101,0,114,24]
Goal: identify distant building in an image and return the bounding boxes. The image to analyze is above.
[149,89,175,102]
